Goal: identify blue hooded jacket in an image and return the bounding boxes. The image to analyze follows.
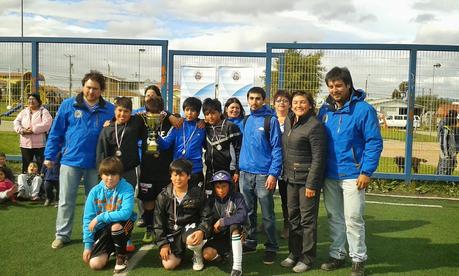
[318,89,383,180]
[45,93,115,169]
[82,178,137,250]
[239,105,283,177]
[156,119,206,174]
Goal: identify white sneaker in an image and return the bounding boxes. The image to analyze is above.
[51,239,64,249]
[192,253,204,271]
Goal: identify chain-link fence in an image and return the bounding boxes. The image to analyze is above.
[0,37,168,119]
[266,43,459,182]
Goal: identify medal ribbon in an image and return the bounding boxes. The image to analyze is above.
[115,122,127,152]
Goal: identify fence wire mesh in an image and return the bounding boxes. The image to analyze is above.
[270,47,411,176]
[0,39,165,120]
[0,42,32,116]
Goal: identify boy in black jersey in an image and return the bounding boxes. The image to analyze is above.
[154,159,212,271]
[202,98,241,195]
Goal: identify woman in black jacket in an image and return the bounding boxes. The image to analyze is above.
[280,91,328,273]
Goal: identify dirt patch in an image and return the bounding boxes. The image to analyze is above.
[382,140,439,166]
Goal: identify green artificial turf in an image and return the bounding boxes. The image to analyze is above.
[1,189,458,276]
[0,131,20,155]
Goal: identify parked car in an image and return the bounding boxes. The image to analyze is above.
[385,114,420,128]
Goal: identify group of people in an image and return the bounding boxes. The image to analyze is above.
[0,93,60,205]
[2,66,383,276]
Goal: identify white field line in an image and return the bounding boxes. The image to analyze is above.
[114,244,155,276]
[367,193,459,201]
[366,200,442,208]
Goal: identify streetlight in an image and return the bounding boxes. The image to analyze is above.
[429,63,441,135]
[138,48,145,92]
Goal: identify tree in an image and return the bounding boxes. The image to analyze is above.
[269,49,325,98]
[391,81,409,100]
[391,89,402,99]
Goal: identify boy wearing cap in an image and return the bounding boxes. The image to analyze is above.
[203,170,248,276]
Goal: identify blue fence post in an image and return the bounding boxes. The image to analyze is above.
[167,51,175,112]
[404,49,417,184]
[279,54,284,90]
[265,44,273,102]
[161,41,168,103]
[31,41,39,94]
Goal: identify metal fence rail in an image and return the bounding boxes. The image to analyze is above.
[0,37,168,117]
[266,43,459,183]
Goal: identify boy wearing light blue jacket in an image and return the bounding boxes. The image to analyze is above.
[82,157,137,273]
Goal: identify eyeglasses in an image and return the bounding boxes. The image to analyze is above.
[275,99,289,104]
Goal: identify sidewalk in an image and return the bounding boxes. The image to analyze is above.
[0,120,13,132]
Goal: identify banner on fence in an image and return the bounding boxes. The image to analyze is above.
[180,66,216,115]
[217,66,254,115]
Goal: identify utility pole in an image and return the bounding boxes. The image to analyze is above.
[21,0,24,103]
[138,48,145,92]
[65,54,75,96]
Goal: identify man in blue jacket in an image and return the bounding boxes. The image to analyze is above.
[239,87,282,265]
[318,67,383,276]
[44,70,115,249]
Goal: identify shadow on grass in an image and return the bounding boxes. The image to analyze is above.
[366,218,459,274]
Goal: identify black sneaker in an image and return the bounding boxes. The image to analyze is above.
[242,245,256,254]
[321,257,345,271]
[351,262,365,276]
[263,251,276,265]
[231,269,243,276]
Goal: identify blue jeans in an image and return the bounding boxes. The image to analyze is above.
[323,178,367,262]
[55,165,98,242]
[240,171,278,252]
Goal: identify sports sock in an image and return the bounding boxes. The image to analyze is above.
[232,233,242,271]
[112,228,128,255]
[142,208,154,229]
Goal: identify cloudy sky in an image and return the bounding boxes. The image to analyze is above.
[1,0,458,100]
[1,0,458,50]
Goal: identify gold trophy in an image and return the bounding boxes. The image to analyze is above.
[143,113,161,157]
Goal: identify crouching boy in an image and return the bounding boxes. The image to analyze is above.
[203,170,248,276]
[82,157,137,273]
[154,159,212,271]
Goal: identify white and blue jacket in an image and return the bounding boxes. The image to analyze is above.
[318,89,383,180]
[156,119,206,174]
[239,105,283,177]
[44,93,115,169]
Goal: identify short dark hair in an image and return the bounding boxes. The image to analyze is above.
[145,97,164,113]
[182,97,202,113]
[99,157,124,176]
[169,159,192,176]
[291,90,316,115]
[0,152,6,158]
[114,97,133,111]
[247,86,266,100]
[224,97,245,118]
[144,85,161,97]
[82,70,106,91]
[0,166,8,176]
[325,67,353,88]
[273,90,291,104]
[202,98,222,114]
